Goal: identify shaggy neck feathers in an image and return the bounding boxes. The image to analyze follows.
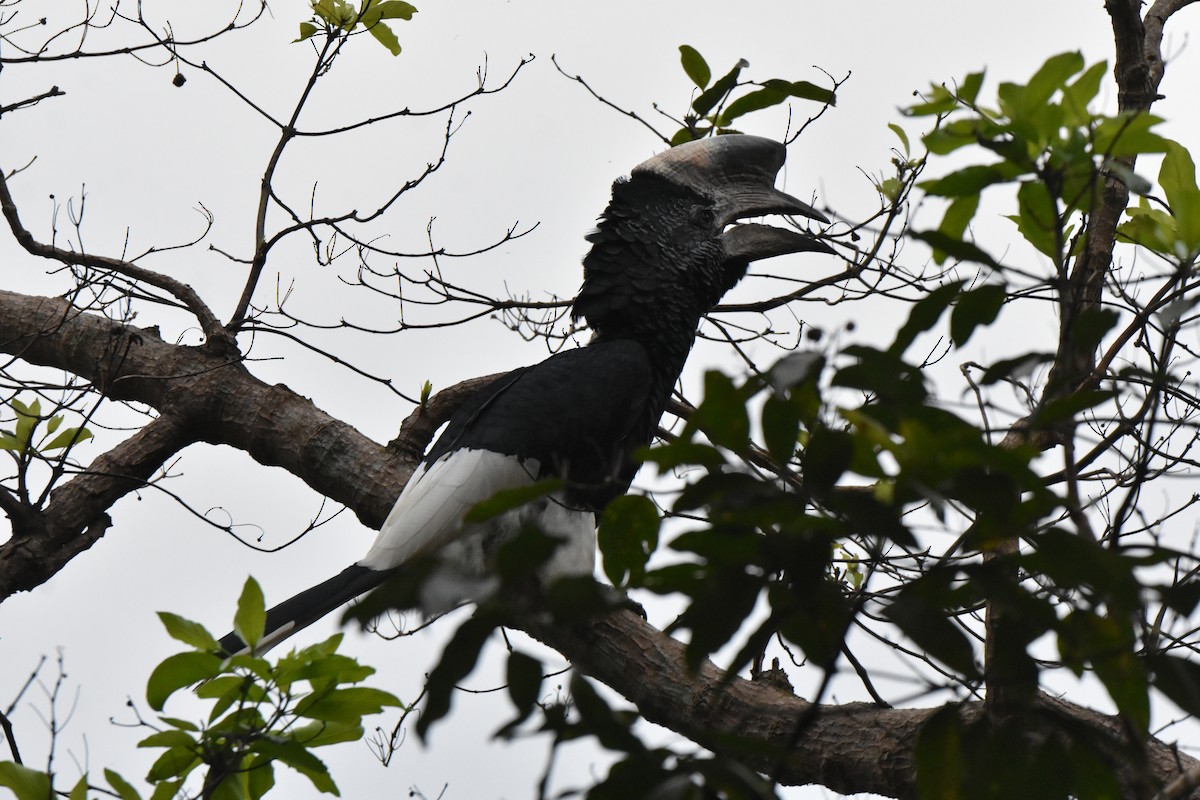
[573,173,732,372]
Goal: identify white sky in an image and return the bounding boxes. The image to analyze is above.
[2,1,1199,798]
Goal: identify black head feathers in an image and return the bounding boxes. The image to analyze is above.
[572,136,831,341]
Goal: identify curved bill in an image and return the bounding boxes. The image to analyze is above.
[631,135,830,226]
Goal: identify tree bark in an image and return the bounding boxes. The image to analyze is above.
[521,608,1200,799]
[0,289,417,598]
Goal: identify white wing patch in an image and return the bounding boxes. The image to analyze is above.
[356,449,596,588]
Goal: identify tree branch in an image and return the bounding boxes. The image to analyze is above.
[0,170,232,350]
[0,413,192,596]
[0,290,418,597]
[520,608,1200,800]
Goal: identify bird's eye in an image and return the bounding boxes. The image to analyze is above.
[689,207,716,229]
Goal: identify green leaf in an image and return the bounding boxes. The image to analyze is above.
[138,730,199,749]
[956,70,985,105]
[885,572,980,678]
[148,779,184,800]
[670,126,702,146]
[761,394,802,463]
[158,716,200,732]
[1060,611,1148,734]
[1036,389,1116,425]
[418,615,495,739]
[679,45,710,89]
[145,745,200,782]
[105,769,143,800]
[717,86,788,126]
[1093,112,1170,157]
[801,427,853,497]
[1023,51,1084,113]
[297,21,321,41]
[837,350,931,412]
[1147,652,1200,717]
[372,0,417,19]
[1159,580,1200,616]
[358,2,413,56]
[911,230,1003,270]
[42,425,92,451]
[12,398,39,451]
[1107,160,1152,196]
[498,650,543,736]
[1062,61,1107,125]
[923,119,989,156]
[692,58,748,117]
[689,371,750,451]
[889,281,963,356]
[249,740,336,795]
[1070,306,1120,355]
[1024,529,1142,611]
[760,78,836,105]
[68,775,88,800]
[147,652,224,710]
[235,577,267,651]
[937,194,980,256]
[366,20,402,55]
[950,284,1007,347]
[905,83,957,117]
[0,762,53,800]
[464,479,563,523]
[676,567,762,670]
[1119,199,1178,254]
[915,705,966,798]
[768,351,824,393]
[921,162,1023,197]
[491,526,561,584]
[1009,180,1061,259]
[295,686,400,723]
[243,757,276,800]
[288,720,365,748]
[313,0,356,29]
[643,439,726,472]
[980,352,1054,385]
[888,123,911,157]
[598,495,660,588]
[1159,140,1200,253]
[158,611,220,651]
[568,673,645,754]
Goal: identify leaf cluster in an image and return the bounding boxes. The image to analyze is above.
[0,397,92,456]
[297,0,417,56]
[0,579,400,800]
[672,45,835,145]
[906,52,1182,269]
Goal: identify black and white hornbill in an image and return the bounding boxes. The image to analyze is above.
[218,135,832,655]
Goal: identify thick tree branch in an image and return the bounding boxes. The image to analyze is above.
[0,290,418,597]
[521,609,1200,800]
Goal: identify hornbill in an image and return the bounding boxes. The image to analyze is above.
[218,135,832,656]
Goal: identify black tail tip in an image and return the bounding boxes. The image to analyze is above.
[217,631,248,657]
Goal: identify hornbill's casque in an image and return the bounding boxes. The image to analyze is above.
[218,135,832,656]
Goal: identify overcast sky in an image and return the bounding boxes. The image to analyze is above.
[2,1,1199,798]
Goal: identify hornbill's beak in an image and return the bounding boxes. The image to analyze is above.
[634,134,835,261]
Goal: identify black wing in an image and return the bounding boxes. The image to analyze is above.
[424,339,656,510]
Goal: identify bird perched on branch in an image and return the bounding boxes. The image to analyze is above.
[219,135,832,656]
